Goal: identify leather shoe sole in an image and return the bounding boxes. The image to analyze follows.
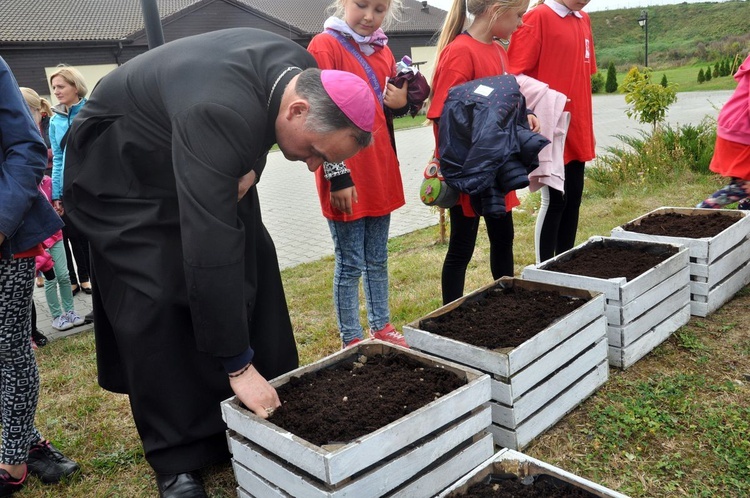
[156,471,207,498]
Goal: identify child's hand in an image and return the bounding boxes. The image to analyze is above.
[330,186,358,215]
[384,82,408,110]
[527,114,541,133]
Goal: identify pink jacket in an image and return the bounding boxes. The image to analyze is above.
[38,175,63,249]
[717,54,750,145]
[517,74,570,193]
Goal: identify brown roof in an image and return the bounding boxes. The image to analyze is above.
[0,0,445,43]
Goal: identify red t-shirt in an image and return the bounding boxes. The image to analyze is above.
[428,33,520,216]
[507,4,597,163]
[307,33,406,222]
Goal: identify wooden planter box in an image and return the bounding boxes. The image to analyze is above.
[221,342,494,498]
[403,278,608,450]
[610,207,750,317]
[522,236,691,369]
[437,449,630,497]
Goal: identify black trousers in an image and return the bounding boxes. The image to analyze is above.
[442,205,514,305]
[536,161,585,263]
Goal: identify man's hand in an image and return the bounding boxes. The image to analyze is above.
[53,200,64,216]
[228,364,281,419]
[238,171,257,201]
[330,186,358,215]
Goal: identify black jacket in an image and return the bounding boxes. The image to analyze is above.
[438,75,550,217]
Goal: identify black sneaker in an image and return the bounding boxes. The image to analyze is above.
[0,468,25,496]
[31,330,48,347]
[26,440,80,484]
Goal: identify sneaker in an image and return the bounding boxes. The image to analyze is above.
[0,468,26,496]
[31,330,48,347]
[26,440,80,484]
[65,311,85,327]
[738,199,750,211]
[342,337,363,350]
[51,315,74,331]
[370,324,409,348]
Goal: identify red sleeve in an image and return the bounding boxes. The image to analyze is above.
[507,11,543,76]
[428,48,475,120]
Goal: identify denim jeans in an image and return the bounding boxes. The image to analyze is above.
[43,239,75,318]
[328,215,391,344]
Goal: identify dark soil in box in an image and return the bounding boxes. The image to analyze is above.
[419,287,587,349]
[622,211,738,238]
[269,353,466,447]
[543,239,677,280]
[448,473,597,497]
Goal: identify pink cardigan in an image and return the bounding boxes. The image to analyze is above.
[38,175,63,249]
[717,54,750,146]
[517,74,570,193]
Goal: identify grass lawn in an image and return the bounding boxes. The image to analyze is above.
[27,158,750,496]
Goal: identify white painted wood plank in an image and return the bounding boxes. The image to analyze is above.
[388,433,495,498]
[617,304,691,369]
[706,237,750,288]
[618,266,690,324]
[522,264,625,301]
[620,245,688,304]
[513,360,609,449]
[230,407,491,498]
[607,284,690,348]
[233,461,291,498]
[691,261,750,317]
[439,448,631,498]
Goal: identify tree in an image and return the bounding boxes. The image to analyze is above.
[713,62,720,78]
[621,67,678,130]
[605,61,618,93]
[591,72,604,94]
[660,74,668,87]
[705,66,712,81]
[698,68,705,83]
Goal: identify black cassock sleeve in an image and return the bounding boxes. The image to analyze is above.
[171,102,263,356]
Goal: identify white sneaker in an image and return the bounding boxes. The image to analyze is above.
[51,315,74,331]
[65,311,85,327]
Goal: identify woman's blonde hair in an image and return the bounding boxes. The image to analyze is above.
[434,0,529,58]
[327,0,404,31]
[49,65,88,98]
[20,87,53,117]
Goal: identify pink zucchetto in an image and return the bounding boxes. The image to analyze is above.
[320,69,376,133]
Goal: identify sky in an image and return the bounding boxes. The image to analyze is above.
[427,0,735,13]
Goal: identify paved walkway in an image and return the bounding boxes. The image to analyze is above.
[33,90,733,343]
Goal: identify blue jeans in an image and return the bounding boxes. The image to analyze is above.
[328,215,391,344]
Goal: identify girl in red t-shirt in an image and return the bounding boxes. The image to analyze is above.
[308,0,424,348]
[508,0,597,262]
[428,0,536,305]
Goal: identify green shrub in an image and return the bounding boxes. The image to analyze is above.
[621,67,678,129]
[605,61,618,93]
[660,74,668,87]
[591,72,605,94]
[586,121,716,197]
[698,68,705,83]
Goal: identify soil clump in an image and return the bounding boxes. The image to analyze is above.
[622,211,738,238]
[269,353,465,447]
[419,287,588,349]
[449,474,597,497]
[543,240,677,281]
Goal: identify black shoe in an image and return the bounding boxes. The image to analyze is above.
[31,330,48,347]
[156,471,207,498]
[71,284,81,296]
[0,469,25,497]
[84,312,94,324]
[26,440,80,484]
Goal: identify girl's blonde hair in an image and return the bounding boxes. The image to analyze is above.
[327,0,404,31]
[20,87,53,117]
[434,0,529,58]
[49,64,88,99]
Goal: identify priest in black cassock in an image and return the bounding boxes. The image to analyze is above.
[62,28,375,498]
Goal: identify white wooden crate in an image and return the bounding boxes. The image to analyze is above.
[403,278,608,450]
[221,342,492,494]
[522,237,691,369]
[610,207,750,316]
[437,448,631,497]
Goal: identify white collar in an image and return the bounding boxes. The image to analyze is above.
[545,0,583,19]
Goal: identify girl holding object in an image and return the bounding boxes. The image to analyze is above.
[428,0,536,305]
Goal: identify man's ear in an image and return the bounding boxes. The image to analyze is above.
[285,99,310,120]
